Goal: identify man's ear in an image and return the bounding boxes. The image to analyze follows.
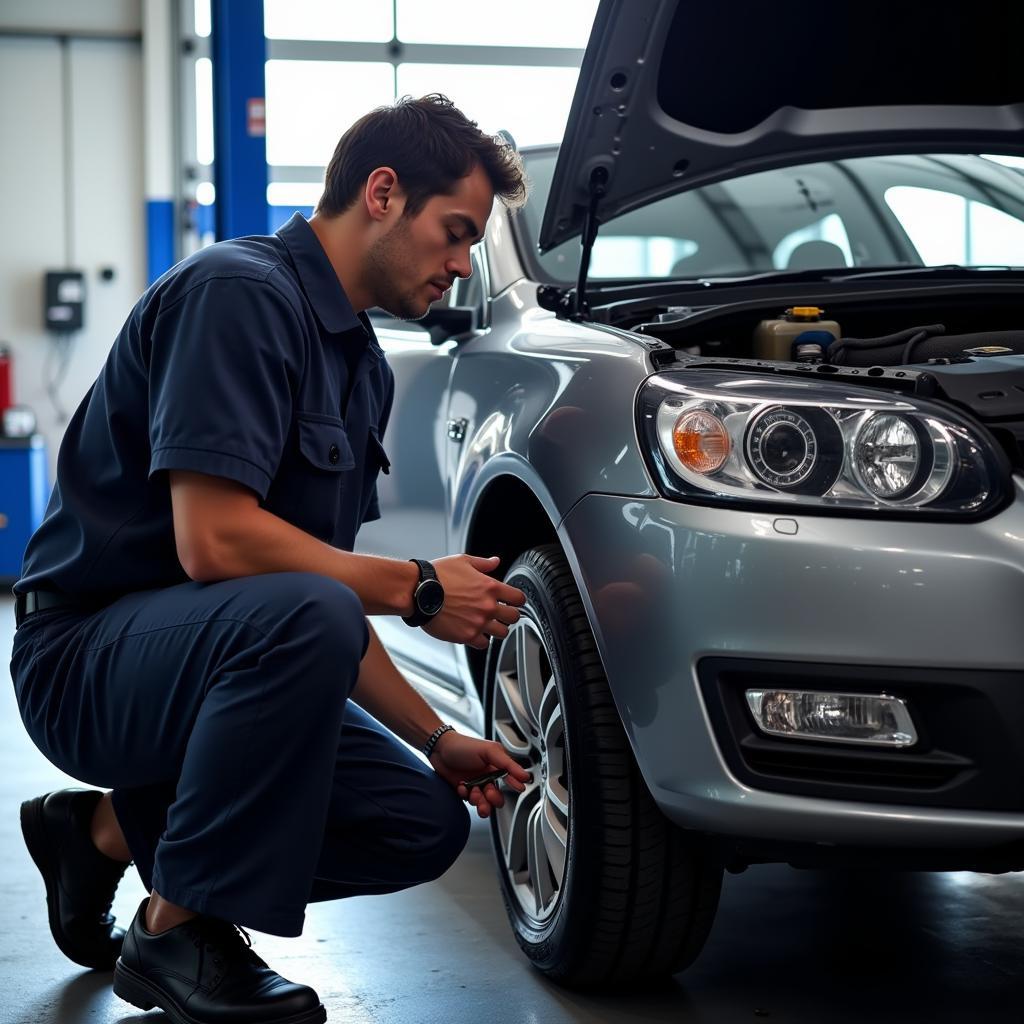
[365,166,400,222]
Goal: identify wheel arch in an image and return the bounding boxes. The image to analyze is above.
[461,471,561,697]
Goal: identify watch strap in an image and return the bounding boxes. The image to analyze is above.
[410,558,438,584]
[403,558,442,627]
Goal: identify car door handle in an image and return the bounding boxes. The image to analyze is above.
[447,418,468,443]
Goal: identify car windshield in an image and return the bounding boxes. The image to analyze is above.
[517,151,1024,283]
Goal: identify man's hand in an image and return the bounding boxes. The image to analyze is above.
[429,731,532,818]
[423,554,526,650]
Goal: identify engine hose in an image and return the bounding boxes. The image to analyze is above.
[824,330,1024,367]
[902,328,940,364]
[827,324,945,365]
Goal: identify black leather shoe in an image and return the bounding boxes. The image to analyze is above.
[20,788,132,970]
[114,898,326,1024]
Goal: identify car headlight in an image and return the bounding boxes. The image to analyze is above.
[637,371,1009,517]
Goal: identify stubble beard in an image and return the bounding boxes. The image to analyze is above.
[365,216,431,321]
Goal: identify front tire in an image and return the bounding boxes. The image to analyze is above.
[484,544,723,989]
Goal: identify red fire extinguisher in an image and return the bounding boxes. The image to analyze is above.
[0,346,11,411]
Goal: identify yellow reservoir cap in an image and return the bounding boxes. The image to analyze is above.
[788,306,823,319]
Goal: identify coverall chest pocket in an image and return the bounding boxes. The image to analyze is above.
[295,413,355,541]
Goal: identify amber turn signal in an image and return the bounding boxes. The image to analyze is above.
[672,409,731,474]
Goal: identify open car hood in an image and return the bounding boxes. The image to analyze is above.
[539,0,1024,252]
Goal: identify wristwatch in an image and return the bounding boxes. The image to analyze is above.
[403,558,445,627]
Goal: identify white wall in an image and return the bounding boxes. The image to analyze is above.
[0,0,141,35]
[0,28,145,478]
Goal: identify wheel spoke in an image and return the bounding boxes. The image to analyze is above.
[494,718,531,759]
[542,704,569,817]
[545,775,569,818]
[495,665,534,747]
[526,802,556,914]
[515,626,546,728]
[501,780,539,873]
[542,700,562,758]
[538,678,559,739]
[540,796,568,883]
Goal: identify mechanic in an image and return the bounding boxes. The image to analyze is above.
[10,93,530,1024]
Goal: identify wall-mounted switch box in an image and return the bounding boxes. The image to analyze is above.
[44,271,85,331]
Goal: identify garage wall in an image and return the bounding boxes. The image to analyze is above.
[0,30,144,478]
[0,0,141,35]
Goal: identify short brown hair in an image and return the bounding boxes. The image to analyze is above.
[316,94,527,219]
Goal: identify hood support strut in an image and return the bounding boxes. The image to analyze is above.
[570,166,609,319]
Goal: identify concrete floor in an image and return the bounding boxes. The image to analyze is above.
[3,592,1024,1023]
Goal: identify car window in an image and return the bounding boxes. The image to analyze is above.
[517,151,1024,283]
[885,185,1024,266]
[589,236,698,277]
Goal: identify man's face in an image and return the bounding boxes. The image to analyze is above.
[366,163,494,320]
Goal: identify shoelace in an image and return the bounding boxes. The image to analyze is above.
[187,918,262,971]
[96,861,129,922]
[76,839,130,923]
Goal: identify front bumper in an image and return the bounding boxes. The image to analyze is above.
[559,478,1024,850]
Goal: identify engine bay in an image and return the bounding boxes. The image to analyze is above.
[617,285,1024,471]
[628,286,1024,368]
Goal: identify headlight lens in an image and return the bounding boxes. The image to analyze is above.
[852,414,922,499]
[639,370,1008,516]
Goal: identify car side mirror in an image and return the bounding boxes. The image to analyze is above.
[421,305,478,345]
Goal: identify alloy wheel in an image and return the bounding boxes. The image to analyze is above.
[491,617,569,923]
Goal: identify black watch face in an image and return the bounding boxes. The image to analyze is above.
[416,578,445,617]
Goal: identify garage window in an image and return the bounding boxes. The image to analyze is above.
[264,60,395,167]
[396,63,579,148]
[264,0,393,41]
[396,0,597,48]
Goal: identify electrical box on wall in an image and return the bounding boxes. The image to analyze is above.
[44,270,85,331]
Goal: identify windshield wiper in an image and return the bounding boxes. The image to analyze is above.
[671,264,1024,289]
[824,264,1024,282]
[678,264,918,288]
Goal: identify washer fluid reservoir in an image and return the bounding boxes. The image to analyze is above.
[753,306,841,361]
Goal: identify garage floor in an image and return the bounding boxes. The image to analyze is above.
[3,593,1023,1024]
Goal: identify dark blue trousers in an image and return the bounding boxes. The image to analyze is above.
[9,572,470,936]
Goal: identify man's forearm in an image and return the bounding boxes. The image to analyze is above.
[190,499,419,616]
[351,623,447,750]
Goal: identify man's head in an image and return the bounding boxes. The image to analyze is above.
[314,94,527,320]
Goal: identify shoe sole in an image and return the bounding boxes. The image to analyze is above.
[20,793,118,971]
[114,960,327,1024]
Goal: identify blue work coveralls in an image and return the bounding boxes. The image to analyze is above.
[9,213,469,937]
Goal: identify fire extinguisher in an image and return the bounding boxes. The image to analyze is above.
[0,346,11,411]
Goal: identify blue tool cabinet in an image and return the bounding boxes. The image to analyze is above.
[0,436,49,584]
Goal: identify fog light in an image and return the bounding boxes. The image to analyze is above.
[744,689,917,747]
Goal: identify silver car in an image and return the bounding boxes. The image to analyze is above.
[360,0,1024,989]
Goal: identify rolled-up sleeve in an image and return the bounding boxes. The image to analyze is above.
[147,273,303,499]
